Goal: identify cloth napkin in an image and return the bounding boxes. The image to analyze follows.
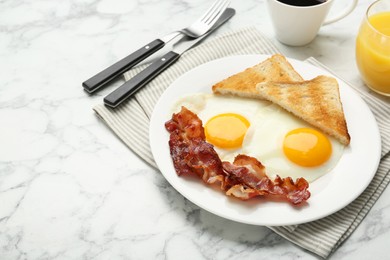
[93,27,390,258]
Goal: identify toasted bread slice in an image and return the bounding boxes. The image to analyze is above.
[212,54,303,98]
[256,75,350,145]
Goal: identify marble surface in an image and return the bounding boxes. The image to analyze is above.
[1,0,389,259]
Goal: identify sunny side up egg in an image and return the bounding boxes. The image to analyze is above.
[241,103,344,182]
[171,93,344,183]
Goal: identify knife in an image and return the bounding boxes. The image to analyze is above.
[103,8,235,108]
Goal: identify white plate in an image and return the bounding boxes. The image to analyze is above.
[149,54,381,226]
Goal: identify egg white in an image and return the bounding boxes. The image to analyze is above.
[242,104,344,183]
[172,94,345,183]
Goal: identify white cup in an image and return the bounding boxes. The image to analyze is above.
[266,0,358,46]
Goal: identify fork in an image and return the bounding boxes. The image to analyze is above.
[82,0,230,94]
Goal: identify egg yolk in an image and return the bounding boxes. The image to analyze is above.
[205,113,250,149]
[283,128,332,167]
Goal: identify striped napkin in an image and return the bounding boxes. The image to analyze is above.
[93,27,390,258]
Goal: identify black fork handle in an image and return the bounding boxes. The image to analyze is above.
[82,39,165,94]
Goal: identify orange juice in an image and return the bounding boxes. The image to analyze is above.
[356,11,390,95]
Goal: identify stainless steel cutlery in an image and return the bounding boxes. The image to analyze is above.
[82,0,230,94]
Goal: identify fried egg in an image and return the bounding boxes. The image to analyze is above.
[172,94,344,183]
[241,104,344,182]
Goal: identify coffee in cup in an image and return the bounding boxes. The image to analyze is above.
[276,0,327,7]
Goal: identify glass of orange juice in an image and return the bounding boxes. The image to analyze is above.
[356,0,390,96]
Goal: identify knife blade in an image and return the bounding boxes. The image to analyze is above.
[103,8,235,108]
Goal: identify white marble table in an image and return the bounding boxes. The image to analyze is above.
[1,0,389,259]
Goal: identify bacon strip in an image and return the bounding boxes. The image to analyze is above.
[165,107,224,183]
[165,106,310,205]
[223,155,311,205]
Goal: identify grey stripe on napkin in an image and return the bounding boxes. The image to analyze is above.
[93,27,390,258]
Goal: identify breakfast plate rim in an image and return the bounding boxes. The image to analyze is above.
[149,54,381,226]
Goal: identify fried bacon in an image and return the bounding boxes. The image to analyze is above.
[165,106,310,205]
[222,155,311,205]
[165,107,225,183]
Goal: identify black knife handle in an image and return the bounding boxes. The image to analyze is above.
[82,39,165,94]
[104,51,180,108]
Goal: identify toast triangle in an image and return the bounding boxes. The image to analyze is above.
[256,75,350,145]
[212,54,303,98]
